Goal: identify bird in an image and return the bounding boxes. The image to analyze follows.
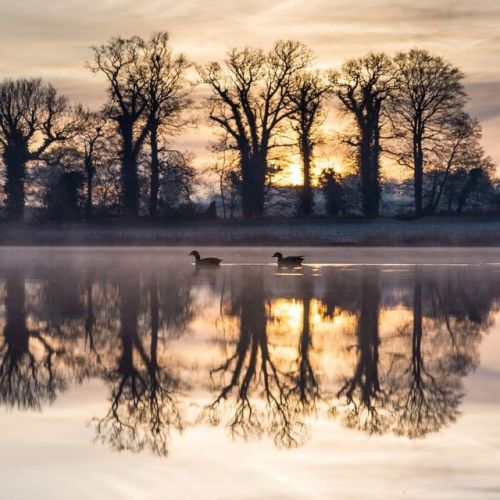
[189,250,222,267]
[272,252,304,268]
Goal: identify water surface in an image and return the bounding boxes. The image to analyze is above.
[0,248,499,499]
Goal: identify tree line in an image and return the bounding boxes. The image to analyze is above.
[0,33,495,222]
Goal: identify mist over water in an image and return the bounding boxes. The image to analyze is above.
[0,247,499,499]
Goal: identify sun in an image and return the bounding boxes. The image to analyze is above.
[274,157,346,187]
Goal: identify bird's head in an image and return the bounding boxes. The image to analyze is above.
[272,252,283,259]
[189,250,200,260]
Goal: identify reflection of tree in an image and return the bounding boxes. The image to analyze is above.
[335,270,390,434]
[94,276,184,456]
[333,268,490,439]
[158,271,194,337]
[286,277,323,414]
[0,271,66,409]
[391,275,463,438]
[203,272,306,448]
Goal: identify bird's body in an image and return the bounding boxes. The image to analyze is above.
[272,252,304,268]
[189,250,222,267]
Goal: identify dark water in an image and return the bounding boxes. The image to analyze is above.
[0,248,499,499]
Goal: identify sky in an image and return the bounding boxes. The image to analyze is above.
[0,0,499,177]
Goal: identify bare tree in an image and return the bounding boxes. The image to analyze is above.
[139,32,192,218]
[200,40,311,217]
[0,78,78,221]
[390,49,466,217]
[423,113,494,213]
[88,36,150,220]
[288,71,331,216]
[204,148,241,220]
[79,111,106,220]
[331,53,394,217]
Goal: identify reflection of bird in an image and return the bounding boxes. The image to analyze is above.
[189,250,222,267]
[272,252,304,268]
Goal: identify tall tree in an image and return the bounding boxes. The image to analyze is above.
[200,40,311,217]
[0,78,77,221]
[139,33,192,219]
[288,71,331,216]
[88,36,150,219]
[390,49,466,217]
[331,53,394,217]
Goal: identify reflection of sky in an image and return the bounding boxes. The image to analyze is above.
[0,0,499,174]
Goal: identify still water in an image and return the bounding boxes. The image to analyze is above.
[0,247,499,499]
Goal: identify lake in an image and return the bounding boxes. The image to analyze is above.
[0,247,499,499]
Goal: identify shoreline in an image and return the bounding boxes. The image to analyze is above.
[1,216,500,246]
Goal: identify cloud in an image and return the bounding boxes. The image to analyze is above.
[0,0,499,167]
[466,80,500,122]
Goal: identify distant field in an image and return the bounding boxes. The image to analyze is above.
[1,216,500,246]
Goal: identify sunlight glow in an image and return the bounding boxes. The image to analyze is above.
[274,157,347,187]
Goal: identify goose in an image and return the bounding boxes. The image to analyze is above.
[272,252,304,268]
[189,250,222,267]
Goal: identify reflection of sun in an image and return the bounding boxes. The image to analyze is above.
[268,299,355,335]
[269,299,303,332]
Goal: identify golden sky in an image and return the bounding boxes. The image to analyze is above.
[0,0,499,178]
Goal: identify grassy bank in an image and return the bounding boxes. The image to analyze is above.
[1,216,500,246]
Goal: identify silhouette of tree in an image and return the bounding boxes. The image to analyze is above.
[156,150,196,218]
[139,32,192,219]
[288,71,331,216]
[331,54,394,217]
[77,110,107,220]
[390,50,466,217]
[45,170,85,221]
[200,40,311,217]
[423,113,494,214]
[318,168,344,216]
[88,36,150,220]
[0,78,79,220]
[94,276,184,456]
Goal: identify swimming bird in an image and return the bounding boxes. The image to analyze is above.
[272,252,304,268]
[189,250,222,267]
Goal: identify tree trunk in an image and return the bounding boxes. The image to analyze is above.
[119,118,140,220]
[240,157,254,218]
[149,123,160,219]
[359,134,379,217]
[412,276,423,381]
[413,135,424,217]
[85,157,94,220]
[299,137,313,216]
[253,162,266,217]
[240,155,266,218]
[3,145,28,222]
[358,271,381,391]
